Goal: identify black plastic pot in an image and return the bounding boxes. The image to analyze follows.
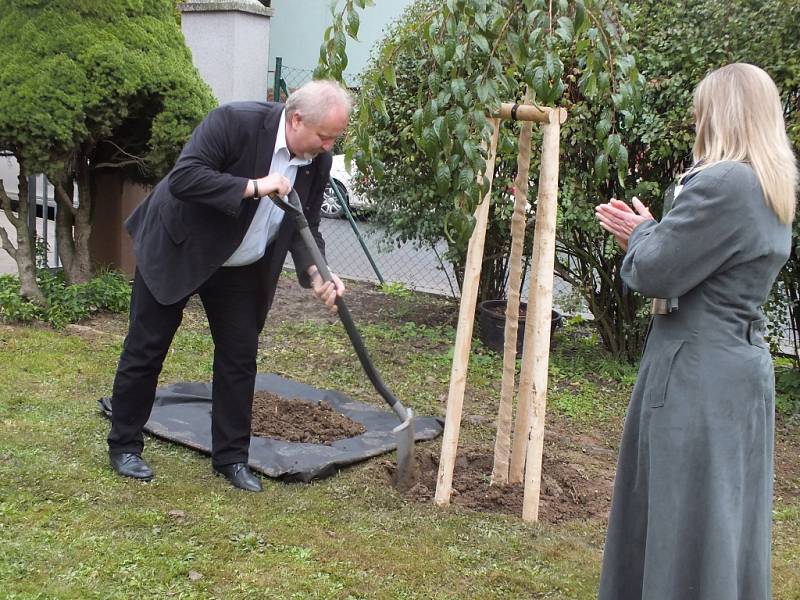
[477,300,563,357]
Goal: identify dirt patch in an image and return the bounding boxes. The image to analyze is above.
[378,423,617,523]
[250,390,366,444]
[378,414,799,522]
[266,276,458,328]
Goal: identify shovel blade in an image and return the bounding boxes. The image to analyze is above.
[392,408,418,491]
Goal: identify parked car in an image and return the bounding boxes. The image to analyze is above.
[321,154,371,219]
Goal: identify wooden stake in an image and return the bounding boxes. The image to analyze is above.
[434,118,501,506]
[491,94,534,486]
[508,208,542,482]
[521,111,562,523]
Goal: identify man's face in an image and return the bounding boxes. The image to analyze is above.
[286,105,349,160]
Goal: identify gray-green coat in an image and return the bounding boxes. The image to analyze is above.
[598,161,791,600]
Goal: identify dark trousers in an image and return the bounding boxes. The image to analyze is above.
[108,261,268,467]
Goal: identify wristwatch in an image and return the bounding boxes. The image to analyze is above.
[252,179,261,199]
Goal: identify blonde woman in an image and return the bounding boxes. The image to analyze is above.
[595,63,797,599]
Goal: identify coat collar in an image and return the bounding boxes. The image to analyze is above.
[255,104,316,207]
[254,103,283,179]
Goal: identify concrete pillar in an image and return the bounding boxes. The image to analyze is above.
[178,0,274,105]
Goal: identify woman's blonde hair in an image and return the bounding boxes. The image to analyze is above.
[691,63,798,224]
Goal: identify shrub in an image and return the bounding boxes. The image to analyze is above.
[0,269,130,329]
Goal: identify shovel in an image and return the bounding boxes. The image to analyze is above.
[270,189,417,489]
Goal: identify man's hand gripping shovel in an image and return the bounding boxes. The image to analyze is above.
[269,190,417,490]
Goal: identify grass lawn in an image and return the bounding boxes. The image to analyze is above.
[0,276,797,599]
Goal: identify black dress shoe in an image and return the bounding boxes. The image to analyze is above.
[109,452,153,481]
[213,462,262,492]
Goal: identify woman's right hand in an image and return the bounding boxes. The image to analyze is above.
[595,196,654,251]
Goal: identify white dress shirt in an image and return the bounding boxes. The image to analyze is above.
[223,110,312,267]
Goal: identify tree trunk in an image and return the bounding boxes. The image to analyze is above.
[54,177,77,279]
[54,150,94,285]
[69,154,93,284]
[0,167,44,304]
[52,147,95,285]
[491,95,534,486]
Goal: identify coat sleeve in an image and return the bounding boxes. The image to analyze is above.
[621,164,755,299]
[291,153,332,288]
[167,105,250,218]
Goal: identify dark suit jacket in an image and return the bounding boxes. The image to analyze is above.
[125,101,331,307]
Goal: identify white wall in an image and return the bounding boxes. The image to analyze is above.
[268,0,415,85]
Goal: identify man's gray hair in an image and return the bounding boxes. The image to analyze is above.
[285,79,353,124]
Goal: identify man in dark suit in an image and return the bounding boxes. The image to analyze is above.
[107,80,351,492]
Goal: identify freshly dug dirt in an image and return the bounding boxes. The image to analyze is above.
[379,423,617,523]
[251,390,366,444]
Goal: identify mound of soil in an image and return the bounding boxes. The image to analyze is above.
[251,390,366,444]
[379,425,617,523]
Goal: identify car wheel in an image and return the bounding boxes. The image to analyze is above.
[321,178,348,219]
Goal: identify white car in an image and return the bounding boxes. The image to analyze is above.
[321,154,371,219]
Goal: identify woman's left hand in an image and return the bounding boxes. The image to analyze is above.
[595,197,655,251]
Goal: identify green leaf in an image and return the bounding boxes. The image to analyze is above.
[432,45,446,65]
[458,166,476,190]
[383,65,397,88]
[472,34,490,54]
[435,162,451,195]
[581,72,597,97]
[476,78,493,104]
[532,66,547,101]
[346,8,360,39]
[594,153,609,180]
[445,39,457,61]
[450,78,466,98]
[551,79,565,100]
[428,71,442,92]
[595,118,612,139]
[412,108,424,137]
[375,96,389,122]
[462,140,478,160]
[475,10,489,30]
[421,126,438,155]
[432,116,448,144]
[605,134,621,159]
[545,51,557,79]
[556,16,574,44]
[573,0,586,32]
[528,28,543,48]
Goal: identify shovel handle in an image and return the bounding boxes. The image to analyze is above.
[288,206,410,422]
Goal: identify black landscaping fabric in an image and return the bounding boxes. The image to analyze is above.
[98,373,444,482]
